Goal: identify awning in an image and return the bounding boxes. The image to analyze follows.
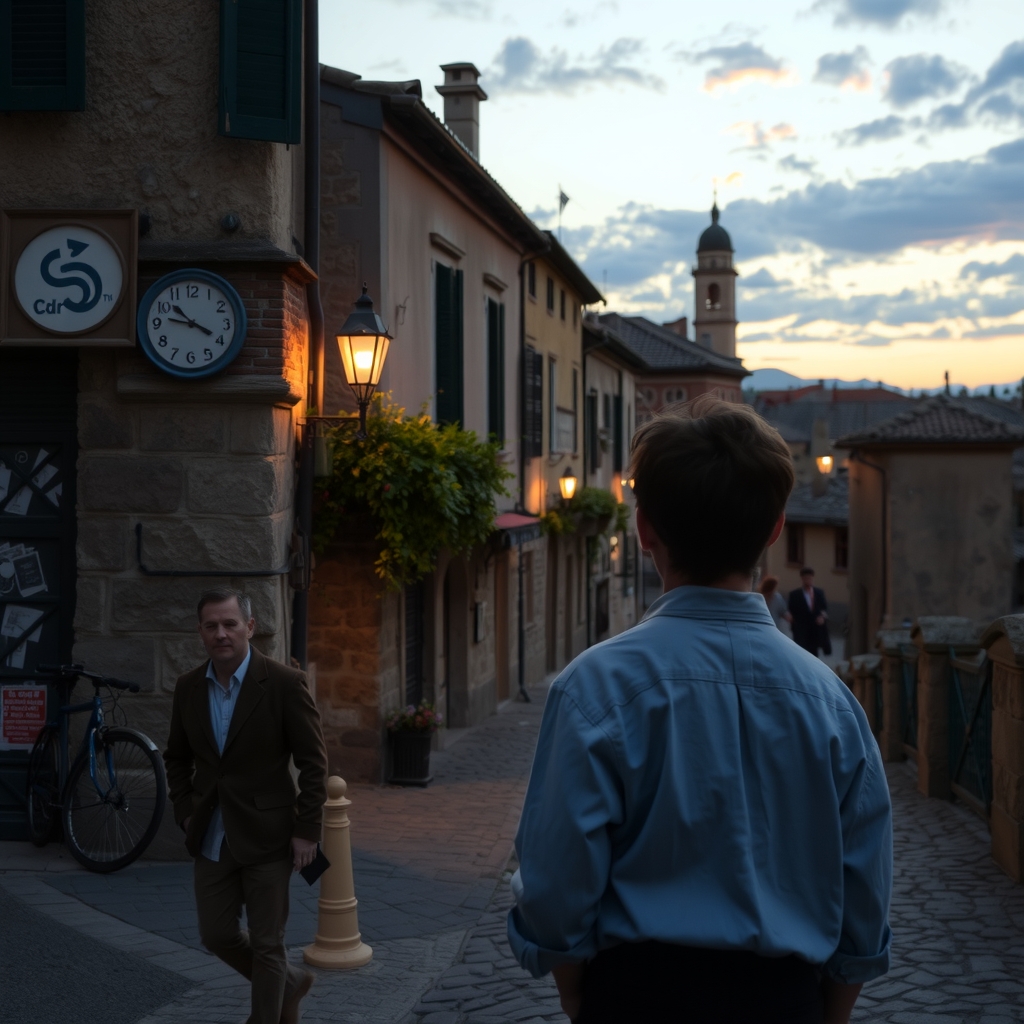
[494,512,542,546]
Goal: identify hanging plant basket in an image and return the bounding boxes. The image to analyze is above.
[387,731,433,786]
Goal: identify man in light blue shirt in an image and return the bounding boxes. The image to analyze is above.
[508,401,892,1024]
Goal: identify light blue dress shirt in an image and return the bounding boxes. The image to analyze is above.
[508,586,892,985]
[200,647,252,862]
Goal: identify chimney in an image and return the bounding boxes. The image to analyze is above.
[662,316,688,340]
[436,63,487,159]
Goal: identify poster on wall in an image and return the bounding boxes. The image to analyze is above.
[0,685,47,751]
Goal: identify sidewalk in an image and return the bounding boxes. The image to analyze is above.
[0,680,559,1024]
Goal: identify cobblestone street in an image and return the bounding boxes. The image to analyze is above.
[3,683,1024,1023]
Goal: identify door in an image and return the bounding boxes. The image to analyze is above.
[564,554,574,664]
[403,582,424,707]
[545,537,558,672]
[494,552,509,702]
[0,349,78,840]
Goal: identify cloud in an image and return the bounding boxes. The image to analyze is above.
[960,252,1024,283]
[726,121,797,150]
[926,40,1024,129]
[882,53,969,107]
[838,114,916,146]
[741,268,789,288]
[813,47,871,90]
[485,37,663,95]
[778,155,818,174]
[683,42,794,92]
[820,0,942,27]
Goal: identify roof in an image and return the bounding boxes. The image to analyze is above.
[541,232,604,306]
[784,475,848,527]
[697,203,733,253]
[755,396,916,445]
[835,393,1024,449]
[320,66,545,253]
[595,312,748,378]
[581,319,646,371]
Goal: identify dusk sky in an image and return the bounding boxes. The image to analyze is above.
[323,0,1024,390]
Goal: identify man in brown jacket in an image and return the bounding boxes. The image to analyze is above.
[164,588,328,1024]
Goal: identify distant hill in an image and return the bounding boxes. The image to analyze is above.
[745,368,1021,398]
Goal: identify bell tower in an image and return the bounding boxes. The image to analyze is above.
[692,202,738,359]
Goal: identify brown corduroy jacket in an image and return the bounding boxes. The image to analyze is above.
[163,647,328,864]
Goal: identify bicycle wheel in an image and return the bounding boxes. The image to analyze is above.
[26,727,61,846]
[63,728,166,873]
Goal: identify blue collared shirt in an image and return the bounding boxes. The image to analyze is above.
[200,647,252,862]
[508,587,892,985]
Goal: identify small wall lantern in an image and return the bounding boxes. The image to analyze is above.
[559,467,578,502]
[337,285,392,439]
[816,455,834,475]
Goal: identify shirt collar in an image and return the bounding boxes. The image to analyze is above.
[205,646,252,692]
[641,585,775,625]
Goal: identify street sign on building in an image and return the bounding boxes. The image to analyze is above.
[0,209,137,346]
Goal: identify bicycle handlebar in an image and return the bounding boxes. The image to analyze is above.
[35,663,141,693]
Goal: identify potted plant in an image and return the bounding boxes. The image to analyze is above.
[386,700,443,786]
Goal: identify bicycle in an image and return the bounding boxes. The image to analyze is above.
[25,663,167,873]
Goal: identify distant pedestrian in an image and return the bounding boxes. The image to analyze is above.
[758,574,790,636]
[508,399,891,1024]
[164,588,328,1024]
[788,567,831,657]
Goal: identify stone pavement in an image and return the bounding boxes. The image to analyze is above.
[4,681,1024,1023]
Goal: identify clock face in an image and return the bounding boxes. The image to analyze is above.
[136,270,247,378]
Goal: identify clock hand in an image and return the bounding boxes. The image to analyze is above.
[171,305,214,336]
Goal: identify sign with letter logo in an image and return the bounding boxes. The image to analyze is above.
[1,209,137,347]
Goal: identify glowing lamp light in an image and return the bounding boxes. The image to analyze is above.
[336,285,392,438]
[559,467,578,502]
[816,455,834,475]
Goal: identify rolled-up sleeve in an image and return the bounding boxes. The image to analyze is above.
[825,739,893,984]
[507,686,621,978]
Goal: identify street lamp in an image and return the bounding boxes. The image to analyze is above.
[559,467,578,502]
[816,455,833,475]
[337,285,392,439]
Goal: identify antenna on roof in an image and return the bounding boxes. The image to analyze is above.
[944,370,950,395]
[558,186,570,242]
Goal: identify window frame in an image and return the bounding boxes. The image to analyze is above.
[0,0,86,111]
[786,523,805,567]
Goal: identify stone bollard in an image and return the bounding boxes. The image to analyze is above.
[303,776,373,969]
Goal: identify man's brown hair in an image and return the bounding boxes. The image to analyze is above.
[628,397,794,585]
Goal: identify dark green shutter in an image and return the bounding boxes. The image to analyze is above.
[435,265,464,426]
[613,394,623,472]
[487,299,505,444]
[586,393,600,473]
[0,0,85,111]
[219,0,301,144]
[522,348,543,459]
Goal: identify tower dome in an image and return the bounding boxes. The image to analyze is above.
[697,202,733,253]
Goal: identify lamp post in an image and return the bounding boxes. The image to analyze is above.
[558,467,578,502]
[337,286,392,440]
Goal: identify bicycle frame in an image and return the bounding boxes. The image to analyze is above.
[51,685,115,804]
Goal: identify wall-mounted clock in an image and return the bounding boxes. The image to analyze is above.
[136,269,247,378]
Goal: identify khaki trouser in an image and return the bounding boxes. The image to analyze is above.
[194,844,305,1024]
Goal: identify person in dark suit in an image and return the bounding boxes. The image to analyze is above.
[164,588,328,1024]
[787,567,831,656]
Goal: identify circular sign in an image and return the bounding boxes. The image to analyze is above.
[14,225,125,335]
[136,269,247,379]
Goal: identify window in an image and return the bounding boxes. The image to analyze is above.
[435,263,464,425]
[700,332,712,348]
[786,524,805,566]
[664,386,687,404]
[613,394,623,473]
[572,369,579,452]
[546,276,555,313]
[835,527,849,571]
[572,303,578,329]
[603,392,611,430]
[523,347,543,458]
[586,391,601,472]
[219,0,302,143]
[487,298,505,443]
[0,0,86,111]
[527,261,536,298]
[560,288,566,321]
[706,283,721,310]
[548,357,557,452]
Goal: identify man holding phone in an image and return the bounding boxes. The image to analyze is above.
[164,588,328,1024]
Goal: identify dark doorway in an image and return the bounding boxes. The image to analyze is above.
[564,554,574,664]
[494,553,509,702]
[0,348,78,840]
[404,582,424,707]
[595,579,610,639]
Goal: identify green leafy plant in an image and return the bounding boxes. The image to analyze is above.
[539,487,631,537]
[385,700,443,734]
[313,395,512,589]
